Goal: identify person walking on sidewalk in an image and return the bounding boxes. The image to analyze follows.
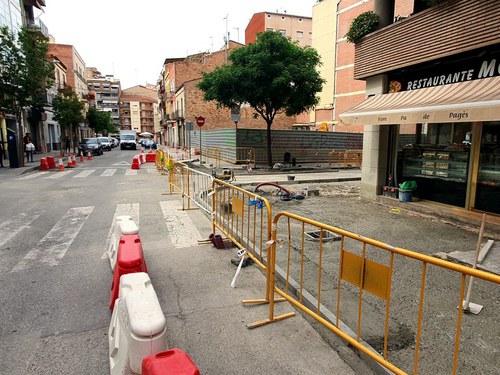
[24,132,34,163]
[0,138,4,167]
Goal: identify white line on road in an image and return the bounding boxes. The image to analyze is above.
[16,172,49,180]
[11,206,94,272]
[0,212,42,249]
[74,169,95,178]
[100,169,117,177]
[44,170,73,179]
[160,201,201,248]
[147,169,159,174]
[125,169,137,176]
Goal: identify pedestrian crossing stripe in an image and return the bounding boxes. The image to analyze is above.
[4,201,200,273]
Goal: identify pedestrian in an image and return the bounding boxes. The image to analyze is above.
[65,137,71,154]
[24,132,34,163]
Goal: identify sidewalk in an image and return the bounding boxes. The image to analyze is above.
[0,150,63,177]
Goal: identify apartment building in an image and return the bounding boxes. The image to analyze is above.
[119,85,159,135]
[86,67,121,129]
[338,0,500,216]
[245,11,312,48]
[47,42,91,140]
[158,42,296,148]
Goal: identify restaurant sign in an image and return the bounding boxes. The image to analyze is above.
[388,50,500,92]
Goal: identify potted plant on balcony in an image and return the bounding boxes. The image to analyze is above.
[346,11,379,43]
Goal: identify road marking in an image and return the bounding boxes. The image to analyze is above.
[125,169,137,176]
[0,212,42,249]
[11,206,94,272]
[74,169,95,178]
[160,201,201,248]
[44,170,73,179]
[113,161,130,166]
[16,172,49,180]
[147,169,159,174]
[101,169,117,177]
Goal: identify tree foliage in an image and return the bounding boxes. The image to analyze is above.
[87,107,114,135]
[52,86,84,151]
[0,26,54,161]
[346,11,379,43]
[197,31,324,167]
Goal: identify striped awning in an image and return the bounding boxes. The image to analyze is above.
[339,76,500,125]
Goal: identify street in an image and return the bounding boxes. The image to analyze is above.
[0,149,168,374]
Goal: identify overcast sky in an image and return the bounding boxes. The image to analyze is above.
[41,0,317,89]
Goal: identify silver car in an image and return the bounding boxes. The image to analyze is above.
[98,137,112,151]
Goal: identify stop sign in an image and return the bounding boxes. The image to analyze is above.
[196,116,205,127]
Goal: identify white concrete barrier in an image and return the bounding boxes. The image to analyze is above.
[109,272,166,375]
[108,215,139,271]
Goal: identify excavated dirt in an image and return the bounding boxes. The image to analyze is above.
[244,181,500,375]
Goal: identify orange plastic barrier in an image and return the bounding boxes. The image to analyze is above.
[46,156,56,169]
[39,158,49,171]
[142,349,200,375]
[109,234,148,310]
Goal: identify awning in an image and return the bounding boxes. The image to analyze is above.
[340,76,500,125]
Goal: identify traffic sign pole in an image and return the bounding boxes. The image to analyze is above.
[196,117,205,165]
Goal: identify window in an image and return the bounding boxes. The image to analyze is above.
[279,29,286,36]
[266,28,273,31]
[296,31,303,38]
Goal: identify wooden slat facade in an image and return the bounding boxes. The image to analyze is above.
[354,0,500,80]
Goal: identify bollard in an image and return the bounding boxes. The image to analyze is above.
[109,272,166,375]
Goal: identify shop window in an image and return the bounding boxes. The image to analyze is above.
[398,123,472,207]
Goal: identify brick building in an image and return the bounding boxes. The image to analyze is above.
[338,0,500,217]
[47,42,91,142]
[158,42,296,148]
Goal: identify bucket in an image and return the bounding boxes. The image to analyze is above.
[399,189,412,202]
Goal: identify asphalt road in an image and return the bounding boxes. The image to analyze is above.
[0,148,168,374]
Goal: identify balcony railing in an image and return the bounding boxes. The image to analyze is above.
[25,18,49,37]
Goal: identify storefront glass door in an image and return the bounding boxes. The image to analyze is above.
[474,123,500,214]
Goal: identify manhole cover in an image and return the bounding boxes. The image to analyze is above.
[305,230,340,242]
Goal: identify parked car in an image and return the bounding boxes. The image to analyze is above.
[110,138,119,148]
[78,138,103,156]
[98,136,112,151]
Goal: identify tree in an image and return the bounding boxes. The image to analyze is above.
[0,26,54,165]
[52,86,84,154]
[87,107,114,135]
[197,31,324,167]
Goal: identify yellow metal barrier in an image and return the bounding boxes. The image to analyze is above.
[248,211,500,375]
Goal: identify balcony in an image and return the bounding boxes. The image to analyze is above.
[354,0,500,79]
[25,18,49,37]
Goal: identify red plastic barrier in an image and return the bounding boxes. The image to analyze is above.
[142,349,200,375]
[131,156,140,170]
[46,156,56,169]
[146,153,156,162]
[109,234,148,310]
[39,158,49,171]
